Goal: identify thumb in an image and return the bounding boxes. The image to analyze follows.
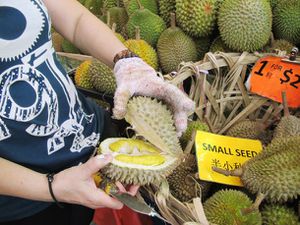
[113,87,132,120]
[81,154,113,178]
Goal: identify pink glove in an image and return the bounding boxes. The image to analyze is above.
[113,57,195,137]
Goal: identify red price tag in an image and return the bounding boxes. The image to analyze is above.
[249,56,300,107]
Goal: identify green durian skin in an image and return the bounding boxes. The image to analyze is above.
[209,36,233,53]
[105,7,129,33]
[158,0,176,25]
[126,0,158,15]
[126,8,166,47]
[273,0,300,44]
[157,26,198,74]
[176,0,218,38]
[218,0,272,52]
[261,204,300,225]
[84,0,103,15]
[204,189,262,225]
[180,120,209,146]
[89,60,116,94]
[272,115,300,140]
[241,136,300,203]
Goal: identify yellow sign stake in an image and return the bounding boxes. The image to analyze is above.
[195,131,262,186]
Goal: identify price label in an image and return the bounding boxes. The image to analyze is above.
[195,131,262,186]
[248,56,300,107]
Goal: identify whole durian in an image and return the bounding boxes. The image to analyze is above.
[261,204,300,225]
[157,13,198,74]
[218,0,272,52]
[263,39,294,54]
[203,189,262,225]
[74,60,94,89]
[89,59,116,94]
[99,96,183,185]
[124,27,158,70]
[273,0,300,44]
[176,0,218,38]
[167,154,211,202]
[126,7,166,47]
[213,136,300,203]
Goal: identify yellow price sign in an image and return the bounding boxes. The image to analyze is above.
[195,131,262,186]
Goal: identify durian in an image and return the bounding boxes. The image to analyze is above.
[273,0,300,44]
[89,59,116,94]
[180,120,209,147]
[124,27,158,70]
[176,0,218,38]
[84,0,103,15]
[213,136,300,203]
[209,36,233,53]
[158,0,176,25]
[203,189,262,225]
[167,154,211,202]
[74,60,94,89]
[126,7,166,47]
[99,96,183,185]
[157,13,198,74]
[261,204,300,225]
[218,0,272,52]
[263,39,294,54]
[126,0,158,15]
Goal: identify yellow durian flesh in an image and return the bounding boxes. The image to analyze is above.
[100,138,180,185]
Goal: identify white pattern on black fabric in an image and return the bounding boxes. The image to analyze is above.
[0,0,45,62]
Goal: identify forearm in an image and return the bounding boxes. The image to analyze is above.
[44,0,126,67]
[0,157,52,202]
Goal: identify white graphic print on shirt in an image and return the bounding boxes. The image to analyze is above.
[0,0,99,154]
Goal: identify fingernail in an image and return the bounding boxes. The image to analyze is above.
[96,154,112,162]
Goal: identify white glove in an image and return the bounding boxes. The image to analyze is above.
[113,57,195,137]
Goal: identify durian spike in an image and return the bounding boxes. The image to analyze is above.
[241,192,266,215]
[170,12,176,29]
[281,91,290,117]
[212,166,243,177]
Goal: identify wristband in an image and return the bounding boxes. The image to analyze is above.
[113,49,139,64]
[46,173,64,208]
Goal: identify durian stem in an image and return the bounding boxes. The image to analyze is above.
[212,166,243,177]
[281,91,290,116]
[135,26,141,40]
[170,13,176,29]
[106,11,111,28]
[241,192,265,215]
[135,0,144,10]
[112,23,117,33]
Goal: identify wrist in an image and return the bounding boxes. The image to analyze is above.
[46,173,64,208]
[113,49,139,64]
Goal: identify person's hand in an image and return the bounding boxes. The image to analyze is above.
[52,154,124,209]
[113,57,195,137]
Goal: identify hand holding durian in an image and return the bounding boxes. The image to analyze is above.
[113,56,195,137]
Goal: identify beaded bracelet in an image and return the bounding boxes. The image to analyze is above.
[113,49,139,64]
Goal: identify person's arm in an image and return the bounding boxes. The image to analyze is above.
[44,0,126,67]
[0,155,125,209]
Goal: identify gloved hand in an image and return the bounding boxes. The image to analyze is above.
[113,57,195,137]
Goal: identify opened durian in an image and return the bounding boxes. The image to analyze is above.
[99,96,183,185]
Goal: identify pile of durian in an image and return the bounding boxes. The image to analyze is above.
[53,0,299,81]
